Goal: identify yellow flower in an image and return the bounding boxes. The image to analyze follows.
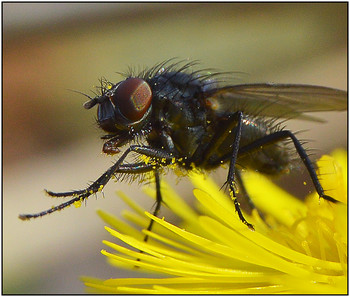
[82,150,347,294]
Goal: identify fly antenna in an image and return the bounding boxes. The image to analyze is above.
[66,88,99,109]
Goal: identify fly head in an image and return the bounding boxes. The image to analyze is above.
[84,77,153,155]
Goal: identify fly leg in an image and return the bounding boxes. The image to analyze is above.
[195,111,254,230]
[225,112,255,230]
[115,165,163,242]
[19,159,125,220]
[144,170,162,242]
[113,165,163,243]
[238,130,337,203]
[236,171,267,224]
[19,145,175,220]
[118,130,178,242]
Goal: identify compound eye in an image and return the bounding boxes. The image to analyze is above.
[111,78,152,122]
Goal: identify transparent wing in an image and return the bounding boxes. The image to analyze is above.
[208,84,347,122]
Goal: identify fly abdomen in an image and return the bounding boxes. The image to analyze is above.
[237,116,291,175]
[203,114,291,175]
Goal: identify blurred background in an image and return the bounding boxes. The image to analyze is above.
[3,3,347,294]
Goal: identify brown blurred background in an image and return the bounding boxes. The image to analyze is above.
[3,3,347,293]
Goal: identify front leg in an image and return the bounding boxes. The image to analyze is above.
[19,145,175,220]
[143,170,163,242]
[105,164,164,243]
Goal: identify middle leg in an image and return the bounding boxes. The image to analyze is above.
[194,111,254,229]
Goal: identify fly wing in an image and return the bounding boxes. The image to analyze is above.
[207,84,347,122]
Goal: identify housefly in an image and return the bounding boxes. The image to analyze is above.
[19,59,347,232]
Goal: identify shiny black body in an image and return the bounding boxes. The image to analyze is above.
[143,70,288,176]
[20,60,347,231]
[147,71,287,173]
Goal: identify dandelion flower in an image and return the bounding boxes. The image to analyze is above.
[82,150,347,294]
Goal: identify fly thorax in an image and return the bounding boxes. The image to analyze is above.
[149,71,208,158]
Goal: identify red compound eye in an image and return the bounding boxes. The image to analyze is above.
[111,78,152,122]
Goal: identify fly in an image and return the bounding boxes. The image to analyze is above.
[19,59,347,232]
